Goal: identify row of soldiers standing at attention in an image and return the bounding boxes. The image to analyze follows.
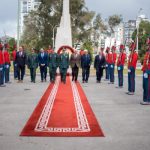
[0,39,150,104]
[104,42,138,94]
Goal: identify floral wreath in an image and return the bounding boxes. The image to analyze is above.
[57,45,75,54]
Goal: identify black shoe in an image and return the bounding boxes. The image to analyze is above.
[0,84,6,87]
[104,79,109,81]
[116,86,123,88]
[51,80,55,83]
[85,80,88,83]
[108,82,114,84]
[140,102,150,105]
[6,81,11,84]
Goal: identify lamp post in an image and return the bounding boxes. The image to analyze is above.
[17,0,21,51]
[52,25,59,50]
[49,24,59,49]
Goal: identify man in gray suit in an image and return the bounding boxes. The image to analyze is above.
[70,50,81,82]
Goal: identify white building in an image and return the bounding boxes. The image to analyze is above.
[103,23,124,53]
[20,0,41,35]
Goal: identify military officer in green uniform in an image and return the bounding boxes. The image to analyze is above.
[59,48,69,84]
[48,49,58,83]
[27,48,38,83]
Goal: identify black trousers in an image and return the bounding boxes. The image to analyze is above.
[96,67,104,82]
[17,65,25,80]
[13,62,18,79]
[82,66,90,82]
[72,64,79,81]
[40,66,47,81]
[0,65,4,85]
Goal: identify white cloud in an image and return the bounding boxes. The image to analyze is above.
[85,0,150,21]
[0,20,17,38]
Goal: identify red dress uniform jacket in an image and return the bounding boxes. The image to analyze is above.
[108,52,117,64]
[117,52,126,66]
[47,49,53,54]
[4,51,10,64]
[12,50,17,61]
[0,51,4,65]
[105,53,109,63]
[128,51,138,69]
[142,52,150,71]
[80,50,85,56]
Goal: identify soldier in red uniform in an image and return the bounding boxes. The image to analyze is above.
[80,49,85,56]
[108,46,117,84]
[0,45,5,87]
[105,47,110,80]
[12,44,17,79]
[117,44,126,88]
[47,45,53,54]
[4,46,11,83]
[140,37,150,104]
[127,42,138,95]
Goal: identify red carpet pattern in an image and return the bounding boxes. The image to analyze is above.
[20,76,104,137]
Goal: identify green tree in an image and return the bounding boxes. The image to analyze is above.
[21,0,95,51]
[132,20,150,63]
[8,38,16,56]
[92,13,107,47]
[108,15,122,33]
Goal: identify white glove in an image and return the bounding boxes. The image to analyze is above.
[0,68,3,71]
[110,65,113,68]
[6,65,9,68]
[128,69,131,73]
[105,64,108,67]
[118,67,121,71]
[144,73,148,78]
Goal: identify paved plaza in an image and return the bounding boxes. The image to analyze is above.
[0,73,150,150]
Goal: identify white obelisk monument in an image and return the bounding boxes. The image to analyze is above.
[55,0,72,51]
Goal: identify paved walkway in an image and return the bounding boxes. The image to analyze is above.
[0,74,150,150]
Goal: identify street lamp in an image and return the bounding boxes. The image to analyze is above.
[52,25,59,50]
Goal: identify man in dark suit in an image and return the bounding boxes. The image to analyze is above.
[38,48,48,82]
[94,48,106,83]
[70,49,81,82]
[16,46,27,83]
[81,50,91,83]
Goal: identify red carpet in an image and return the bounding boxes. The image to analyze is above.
[20,76,104,137]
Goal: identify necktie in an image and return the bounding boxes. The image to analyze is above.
[41,53,44,58]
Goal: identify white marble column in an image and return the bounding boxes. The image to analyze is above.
[55,0,72,51]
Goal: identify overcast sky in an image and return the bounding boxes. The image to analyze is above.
[0,0,150,37]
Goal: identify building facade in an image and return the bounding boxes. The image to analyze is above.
[20,0,41,34]
[124,20,136,46]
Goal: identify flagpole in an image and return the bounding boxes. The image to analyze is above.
[17,0,21,51]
